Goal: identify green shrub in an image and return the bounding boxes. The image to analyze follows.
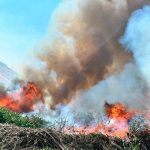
[0,108,47,128]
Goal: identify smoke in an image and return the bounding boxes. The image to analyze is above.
[20,1,150,126]
[0,85,6,97]
[120,5,150,112]
[42,63,147,125]
[120,5,150,88]
[26,62,148,126]
[24,0,150,108]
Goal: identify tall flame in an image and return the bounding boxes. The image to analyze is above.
[105,102,133,121]
[65,102,136,138]
[0,82,43,113]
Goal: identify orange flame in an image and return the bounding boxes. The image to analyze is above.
[105,102,133,121]
[65,102,136,139]
[99,102,135,138]
[0,96,20,112]
[0,82,43,113]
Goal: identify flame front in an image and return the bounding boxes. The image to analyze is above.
[65,102,136,138]
[105,102,133,121]
[0,82,43,113]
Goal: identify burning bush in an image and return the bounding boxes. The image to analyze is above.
[0,82,43,113]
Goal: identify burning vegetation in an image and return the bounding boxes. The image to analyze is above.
[0,0,150,149]
[0,82,149,139]
[0,82,43,113]
[0,122,149,150]
[64,102,140,139]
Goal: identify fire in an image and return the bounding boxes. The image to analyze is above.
[98,102,135,138]
[19,82,43,112]
[0,82,43,113]
[104,102,133,121]
[65,102,136,139]
[0,96,20,112]
[0,81,146,139]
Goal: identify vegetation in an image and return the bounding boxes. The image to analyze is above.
[0,108,46,128]
[0,108,149,149]
[0,123,149,150]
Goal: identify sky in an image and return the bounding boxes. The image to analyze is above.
[0,0,60,73]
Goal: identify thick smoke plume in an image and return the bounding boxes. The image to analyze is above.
[24,0,150,108]
[121,5,150,88]
[120,5,150,109]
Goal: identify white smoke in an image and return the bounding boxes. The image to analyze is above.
[120,6,150,88]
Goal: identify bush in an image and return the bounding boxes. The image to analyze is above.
[0,108,47,128]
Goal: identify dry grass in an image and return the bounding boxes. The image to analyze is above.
[0,123,149,150]
[0,124,65,150]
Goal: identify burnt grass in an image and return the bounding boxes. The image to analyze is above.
[0,124,149,150]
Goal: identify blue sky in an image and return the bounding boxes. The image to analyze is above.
[0,0,60,72]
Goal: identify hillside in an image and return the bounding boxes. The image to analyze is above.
[0,62,17,86]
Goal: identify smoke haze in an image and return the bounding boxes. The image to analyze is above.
[19,0,150,124]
